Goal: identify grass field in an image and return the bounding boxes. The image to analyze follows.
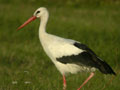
[0,2,120,90]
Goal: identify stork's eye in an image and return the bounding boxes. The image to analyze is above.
[36,11,40,14]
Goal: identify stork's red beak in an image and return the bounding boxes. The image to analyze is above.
[17,16,37,30]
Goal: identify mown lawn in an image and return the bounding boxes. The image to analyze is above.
[0,2,120,90]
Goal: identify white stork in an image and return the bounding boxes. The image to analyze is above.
[17,7,116,90]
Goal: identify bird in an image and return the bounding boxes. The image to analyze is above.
[17,7,116,90]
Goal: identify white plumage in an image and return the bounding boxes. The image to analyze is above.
[39,33,95,74]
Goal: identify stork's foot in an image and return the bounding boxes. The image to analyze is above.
[63,84,66,90]
[77,72,94,90]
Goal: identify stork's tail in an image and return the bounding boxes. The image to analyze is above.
[97,58,116,75]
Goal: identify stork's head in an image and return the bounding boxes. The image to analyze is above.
[17,7,48,30]
[33,7,48,18]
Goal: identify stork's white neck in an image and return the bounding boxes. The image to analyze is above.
[38,11,52,57]
[39,11,50,48]
[39,12,49,36]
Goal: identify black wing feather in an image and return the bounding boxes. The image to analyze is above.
[56,42,116,75]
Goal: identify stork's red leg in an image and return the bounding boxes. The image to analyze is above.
[77,72,94,90]
[63,74,66,90]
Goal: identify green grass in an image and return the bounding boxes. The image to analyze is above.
[0,2,120,90]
